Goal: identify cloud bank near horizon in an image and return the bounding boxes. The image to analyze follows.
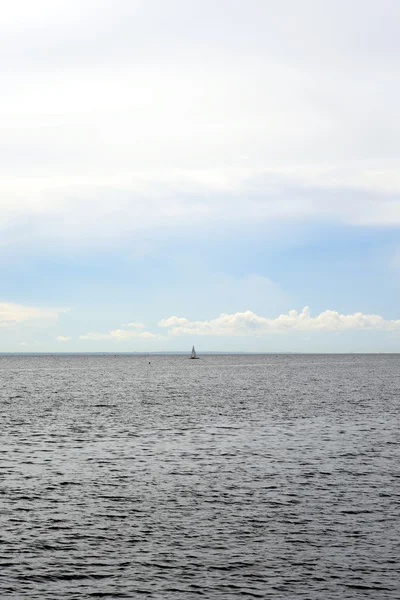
[158,307,400,337]
[3,300,400,342]
[2,301,400,349]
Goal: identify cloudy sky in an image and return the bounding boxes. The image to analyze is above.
[1,0,400,352]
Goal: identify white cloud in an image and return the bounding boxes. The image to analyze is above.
[79,328,158,341]
[1,0,400,248]
[0,302,67,327]
[56,335,71,342]
[2,166,400,254]
[158,307,400,336]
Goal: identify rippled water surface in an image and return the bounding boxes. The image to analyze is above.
[1,354,399,599]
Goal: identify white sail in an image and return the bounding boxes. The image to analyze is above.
[191,345,196,359]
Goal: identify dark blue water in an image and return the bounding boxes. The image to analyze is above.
[1,354,399,599]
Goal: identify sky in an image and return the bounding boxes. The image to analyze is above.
[1,0,400,352]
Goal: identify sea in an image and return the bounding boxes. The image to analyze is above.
[0,353,399,599]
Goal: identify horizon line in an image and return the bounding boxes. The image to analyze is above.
[1,351,399,356]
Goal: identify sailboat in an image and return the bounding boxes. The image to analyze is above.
[190,345,199,359]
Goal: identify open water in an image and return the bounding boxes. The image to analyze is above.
[0,353,399,599]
